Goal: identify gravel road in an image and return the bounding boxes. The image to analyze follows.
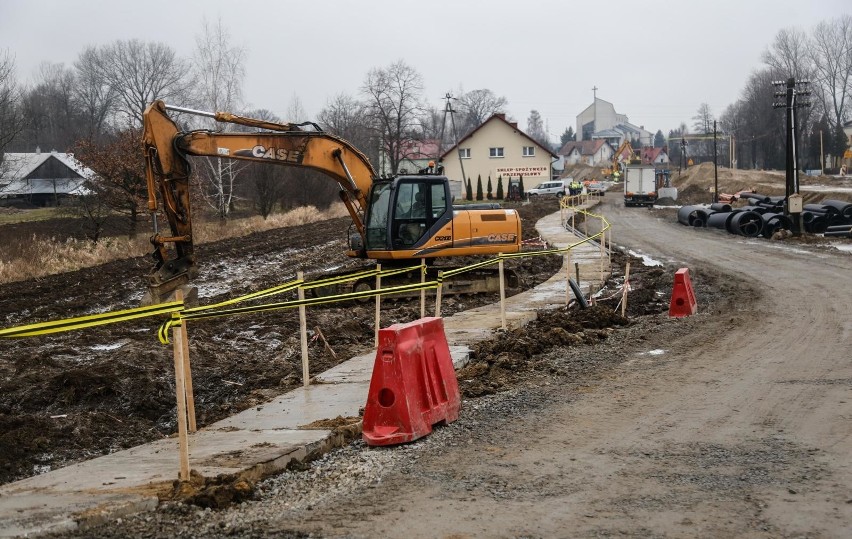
[50,196,852,538]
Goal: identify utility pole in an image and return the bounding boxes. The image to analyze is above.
[713,120,718,204]
[438,92,465,187]
[820,129,824,173]
[773,78,811,227]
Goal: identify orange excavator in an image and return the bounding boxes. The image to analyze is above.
[602,140,637,179]
[141,101,521,304]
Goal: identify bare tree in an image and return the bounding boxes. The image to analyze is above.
[692,103,714,134]
[362,60,425,175]
[73,46,117,142]
[762,27,813,80]
[192,18,247,219]
[0,49,25,179]
[457,89,507,136]
[809,16,852,132]
[761,27,818,157]
[19,62,80,151]
[96,39,192,127]
[526,109,549,148]
[318,92,379,169]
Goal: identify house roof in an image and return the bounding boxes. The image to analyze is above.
[1,152,94,196]
[2,152,95,181]
[639,147,667,164]
[399,139,442,161]
[440,113,558,160]
[557,140,610,157]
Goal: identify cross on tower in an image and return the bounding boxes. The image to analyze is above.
[592,85,598,100]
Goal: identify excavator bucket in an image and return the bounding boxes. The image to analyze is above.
[141,276,198,307]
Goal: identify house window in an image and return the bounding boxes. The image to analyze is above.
[458,148,471,159]
[523,146,535,157]
[489,147,504,158]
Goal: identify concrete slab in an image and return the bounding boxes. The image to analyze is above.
[0,203,610,538]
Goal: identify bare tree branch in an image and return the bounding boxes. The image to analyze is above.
[362,60,425,175]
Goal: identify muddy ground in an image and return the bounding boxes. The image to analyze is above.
[0,198,577,486]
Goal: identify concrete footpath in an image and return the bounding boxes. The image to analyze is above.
[0,205,609,538]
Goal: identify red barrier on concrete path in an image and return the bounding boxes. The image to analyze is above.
[362,317,461,446]
[669,268,698,318]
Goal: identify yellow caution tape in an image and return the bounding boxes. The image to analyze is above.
[157,277,438,344]
[2,210,614,345]
[0,301,184,338]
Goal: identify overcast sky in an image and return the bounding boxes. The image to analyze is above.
[1,0,849,142]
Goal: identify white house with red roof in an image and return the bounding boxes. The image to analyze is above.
[557,140,614,166]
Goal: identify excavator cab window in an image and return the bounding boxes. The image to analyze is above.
[393,182,429,247]
[365,178,449,250]
[365,182,392,250]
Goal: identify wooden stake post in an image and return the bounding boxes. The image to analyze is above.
[434,270,444,317]
[375,264,382,346]
[420,259,426,319]
[564,250,572,305]
[179,315,196,433]
[297,271,310,387]
[171,289,191,482]
[599,228,605,287]
[621,262,631,317]
[498,255,506,329]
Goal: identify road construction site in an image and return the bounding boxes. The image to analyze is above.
[1,164,852,538]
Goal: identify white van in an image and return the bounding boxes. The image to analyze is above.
[527,180,566,197]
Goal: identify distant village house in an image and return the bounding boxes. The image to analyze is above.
[440,113,557,198]
[0,150,93,206]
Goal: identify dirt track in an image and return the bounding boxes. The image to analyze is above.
[242,196,851,538]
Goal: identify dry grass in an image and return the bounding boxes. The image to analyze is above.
[0,204,348,285]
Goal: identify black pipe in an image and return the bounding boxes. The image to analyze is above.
[728,210,763,237]
[804,216,827,233]
[804,204,840,219]
[709,203,732,212]
[824,229,852,238]
[740,192,772,203]
[825,224,852,232]
[760,213,793,237]
[820,199,852,220]
[677,205,711,227]
[706,211,735,230]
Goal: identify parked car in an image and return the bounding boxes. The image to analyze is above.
[527,180,566,197]
[586,181,607,196]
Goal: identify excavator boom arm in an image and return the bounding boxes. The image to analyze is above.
[141,100,376,304]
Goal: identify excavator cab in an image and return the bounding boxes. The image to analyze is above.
[362,176,450,252]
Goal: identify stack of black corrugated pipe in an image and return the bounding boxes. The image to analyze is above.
[678,202,768,237]
[677,195,852,238]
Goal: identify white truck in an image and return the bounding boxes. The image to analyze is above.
[623,165,658,207]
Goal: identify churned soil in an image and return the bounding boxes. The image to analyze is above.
[0,198,563,486]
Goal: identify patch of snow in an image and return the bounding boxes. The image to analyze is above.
[627,249,663,267]
[638,349,667,356]
[90,341,128,351]
[740,240,827,257]
[831,243,852,253]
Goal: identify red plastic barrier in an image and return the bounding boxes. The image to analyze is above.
[362,317,461,446]
[669,267,698,318]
